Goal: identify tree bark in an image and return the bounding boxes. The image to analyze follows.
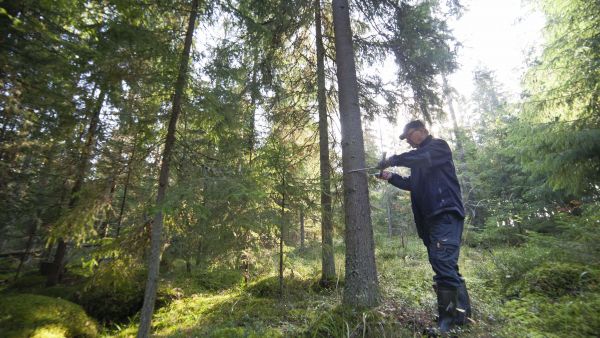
[315,0,337,285]
[332,0,379,308]
[137,1,199,336]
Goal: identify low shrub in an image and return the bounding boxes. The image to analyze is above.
[194,268,245,291]
[482,243,553,296]
[0,293,98,337]
[465,225,527,248]
[77,258,146,324]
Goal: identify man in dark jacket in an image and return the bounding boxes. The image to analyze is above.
[376,120,471,333]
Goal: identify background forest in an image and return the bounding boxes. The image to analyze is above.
[0,0,599,337]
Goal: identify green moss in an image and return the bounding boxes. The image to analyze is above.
[0,293,98,337]
[501,293,600,337]
[520,262,598,297]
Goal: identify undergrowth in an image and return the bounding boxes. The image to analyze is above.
[1,203,599,337]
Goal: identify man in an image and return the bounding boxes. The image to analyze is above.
[376,120,471,333]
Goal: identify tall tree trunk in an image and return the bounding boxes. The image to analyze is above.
[331,0,379,307]
[46,87,107,287]
[137,1,198,336]
[315,0,336,285]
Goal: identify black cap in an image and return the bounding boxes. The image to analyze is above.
[399,120,426,140]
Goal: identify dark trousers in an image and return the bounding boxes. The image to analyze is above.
[425,212,464,288]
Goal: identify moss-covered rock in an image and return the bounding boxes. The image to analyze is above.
[0,293,98,337]
[521,262,598,297]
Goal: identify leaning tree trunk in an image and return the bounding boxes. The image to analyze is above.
[46,88,107,287]
[137,1,199,336]
[315,0,336,285]
[331,0,379,307]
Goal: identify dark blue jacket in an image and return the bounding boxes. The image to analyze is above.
[387,136,464,240]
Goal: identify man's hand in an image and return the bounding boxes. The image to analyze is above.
[375,171,392,180]
[376,158,390,170]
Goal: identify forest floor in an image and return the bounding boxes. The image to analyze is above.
[1,225,599,337]
[107,237,501,337]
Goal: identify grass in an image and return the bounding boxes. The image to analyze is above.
[107,234,504,337]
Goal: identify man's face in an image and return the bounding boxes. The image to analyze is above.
[405,128,425,148]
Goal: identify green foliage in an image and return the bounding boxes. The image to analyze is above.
[3,269,85,301]
[0,293,98,338]
[354,0,461,121]
[518,0,600,195]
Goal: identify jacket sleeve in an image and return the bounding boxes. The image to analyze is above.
[388,139,451,169]
[388,173,411,191]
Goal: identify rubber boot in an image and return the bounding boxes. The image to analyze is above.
[456,278,472,326]
[436,285,458,334]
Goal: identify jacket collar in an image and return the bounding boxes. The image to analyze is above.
[418,135,433,148]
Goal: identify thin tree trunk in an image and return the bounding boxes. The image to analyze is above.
[315,0,336,285]
[332,0,379,308]
[47,87,107,287]
[442,75,465,163]
[137,1,198,336]
[100,176,117,237]
[442,75,472,216]
[279,175,285,298]
[300,209,305,251]
[15,220,37,280]
[386,199,393,238]
[116,137,137,238]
